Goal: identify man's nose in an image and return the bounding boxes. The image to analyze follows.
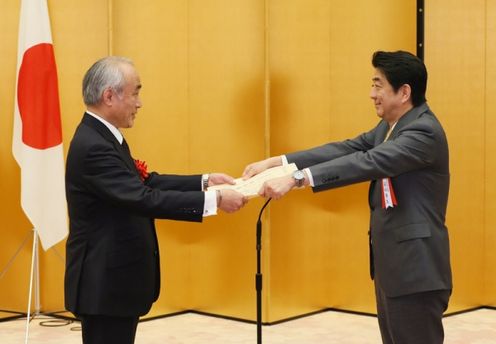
[369,89,376,99]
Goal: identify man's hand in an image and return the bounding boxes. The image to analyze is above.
[242,156,283,180]
[217,189,248,213]
[208,173,235,186]
[258,175,296,200]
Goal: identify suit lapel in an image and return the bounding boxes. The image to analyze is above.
[81,113,138,175]
[373,103,429,145]
[375,122,390,146]
[387,103,429,140]
[116,139,138,173]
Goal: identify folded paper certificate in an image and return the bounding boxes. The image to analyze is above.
[208,163,298,198]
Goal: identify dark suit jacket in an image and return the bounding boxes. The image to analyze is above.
[65,113,204,317]
[286,103,452,297]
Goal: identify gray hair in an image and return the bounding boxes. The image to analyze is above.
[82,56,134,106]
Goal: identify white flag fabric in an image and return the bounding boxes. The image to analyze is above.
[12,0,68,250]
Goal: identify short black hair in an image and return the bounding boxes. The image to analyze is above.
[372,51,427,107]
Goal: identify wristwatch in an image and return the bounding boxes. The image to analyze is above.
[202,174,210,190]
[292,170,305,187]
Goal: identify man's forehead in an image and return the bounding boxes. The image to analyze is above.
[125,69,141,89]
[134,73,142,87]
[372,72,385,82]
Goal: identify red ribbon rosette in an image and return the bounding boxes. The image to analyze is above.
[134,159,149,182]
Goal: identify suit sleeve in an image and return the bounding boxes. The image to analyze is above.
[309,116,442,192]
[286,123,379,169]
[144,172,202,192]
[82,143,204,222]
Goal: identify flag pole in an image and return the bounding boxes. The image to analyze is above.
[34,231,40,314]
[24,229,39,344]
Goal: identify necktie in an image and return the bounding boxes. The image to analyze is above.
[120,138,136,169]
[122,138,130,154]
[384,122,397,142]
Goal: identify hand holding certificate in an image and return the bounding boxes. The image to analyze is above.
[208,163,298,198]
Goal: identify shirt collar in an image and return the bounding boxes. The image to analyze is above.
[86,110,123,144]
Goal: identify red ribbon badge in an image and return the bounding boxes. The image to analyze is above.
[134,159,149,182]
[381,177,397,209]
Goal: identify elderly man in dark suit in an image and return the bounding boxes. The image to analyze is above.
[65,56,247,344]
[243,51,452,344]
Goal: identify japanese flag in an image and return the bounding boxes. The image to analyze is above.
[12,0,68,250]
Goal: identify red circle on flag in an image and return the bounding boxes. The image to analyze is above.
[17,43,62,149]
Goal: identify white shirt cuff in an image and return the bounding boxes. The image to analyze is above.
[203,190,218,217]
[283,155,314,187]
[303,168,315,187]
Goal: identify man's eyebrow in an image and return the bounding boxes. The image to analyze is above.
[372,77,381,82]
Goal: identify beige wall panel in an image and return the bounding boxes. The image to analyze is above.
[113,0,266,319]
[187,0,265,320]
[485,0,496,306]
[187,0,265,172]
[268,0,334,322]
[426,1,486,312]
[268,0,415,321]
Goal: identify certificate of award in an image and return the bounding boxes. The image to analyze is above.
[208,163,298,198]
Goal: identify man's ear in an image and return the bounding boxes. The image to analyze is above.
[400,84,412,104]
[102,87,113,106]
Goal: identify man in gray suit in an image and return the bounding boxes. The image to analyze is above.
[243,51,452,344]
